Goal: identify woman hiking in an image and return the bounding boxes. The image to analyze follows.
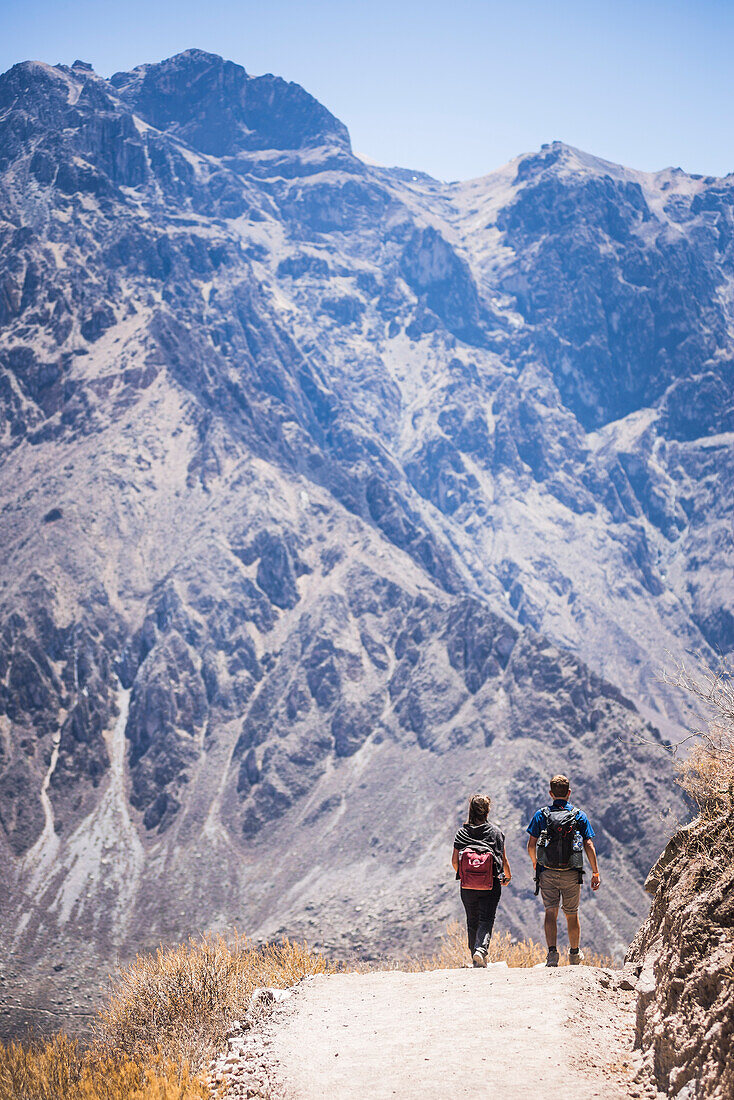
[452,793,512,967]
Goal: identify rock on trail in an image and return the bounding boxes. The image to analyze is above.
[239,966,644,1099]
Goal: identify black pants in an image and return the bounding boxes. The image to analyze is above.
[460,882,502,955]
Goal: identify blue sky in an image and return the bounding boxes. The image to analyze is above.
[2,0,732,181]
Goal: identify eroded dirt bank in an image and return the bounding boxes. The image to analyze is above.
[626,814,734,1100]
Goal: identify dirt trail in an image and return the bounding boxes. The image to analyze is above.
[267,965,641,1099]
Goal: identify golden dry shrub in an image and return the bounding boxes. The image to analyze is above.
[96,933,337,1070]
[0,1034,207,1100]
[676,731,734,815]
[399,922,613,971]
[669,656,734,816]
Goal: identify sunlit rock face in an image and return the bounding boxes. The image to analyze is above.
[1,49,732,1032]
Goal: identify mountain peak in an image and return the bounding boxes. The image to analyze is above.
[110,48,244,94]
[167,47,230,67]
[110,49,350,158]
[0,59,82,116]
[514,140,636,183]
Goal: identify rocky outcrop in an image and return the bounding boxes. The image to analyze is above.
[626,815,734,1099]
[495,145,731,431]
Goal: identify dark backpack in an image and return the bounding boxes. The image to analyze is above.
[536,806,584,872]
[458,848,494,889]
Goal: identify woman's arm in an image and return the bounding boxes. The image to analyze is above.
[501,846,512,885]
[451,847,459,872]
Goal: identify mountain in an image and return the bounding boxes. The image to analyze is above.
[1,48,732,1033]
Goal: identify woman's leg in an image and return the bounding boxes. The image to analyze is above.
[474,882,502,955]
[460,887,479,953]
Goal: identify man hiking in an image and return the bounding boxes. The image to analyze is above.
[526,774,600,967]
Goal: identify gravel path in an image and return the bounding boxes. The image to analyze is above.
[262,964,642,1099]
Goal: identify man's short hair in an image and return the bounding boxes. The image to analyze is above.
[550,774,570,798]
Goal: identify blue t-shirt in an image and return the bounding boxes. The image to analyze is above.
[526,799,595,839]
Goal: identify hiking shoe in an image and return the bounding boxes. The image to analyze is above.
[545,947,559,967]
[569,950,584,966]
[472,950,487,968]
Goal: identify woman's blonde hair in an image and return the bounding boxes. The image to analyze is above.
[466,794,491,825]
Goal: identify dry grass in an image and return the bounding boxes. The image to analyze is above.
[96,933,338,1071]
[677,737,734,816]
[0,1034,208,1100]
[668,656,734,816]
[396,921,614,970]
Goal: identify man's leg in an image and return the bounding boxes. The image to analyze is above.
[565,912,580,950]
[544,906,559,949]
[560,875,582,956]
[539,872,561,965]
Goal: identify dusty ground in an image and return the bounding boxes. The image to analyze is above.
[216,964,653,1100]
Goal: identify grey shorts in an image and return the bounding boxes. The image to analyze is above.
[539,868,581,914]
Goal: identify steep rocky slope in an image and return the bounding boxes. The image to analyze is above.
[626,815,734,1098]
[1,48,732,1031]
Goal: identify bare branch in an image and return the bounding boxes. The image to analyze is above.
[662,654,734,816]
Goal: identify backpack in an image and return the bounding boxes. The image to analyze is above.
[536,806,584,872]
[458,848,494,889]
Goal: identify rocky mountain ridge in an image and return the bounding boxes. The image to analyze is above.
[0,48,731,1033]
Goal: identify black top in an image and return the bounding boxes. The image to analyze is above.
[453,821,505,878]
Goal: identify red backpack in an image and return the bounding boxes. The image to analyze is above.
[458,848,494,889]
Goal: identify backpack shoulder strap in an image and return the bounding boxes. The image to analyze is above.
[573,810,586,881]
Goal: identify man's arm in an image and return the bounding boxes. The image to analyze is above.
[583,838,601,890]
[527,835,538,868]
